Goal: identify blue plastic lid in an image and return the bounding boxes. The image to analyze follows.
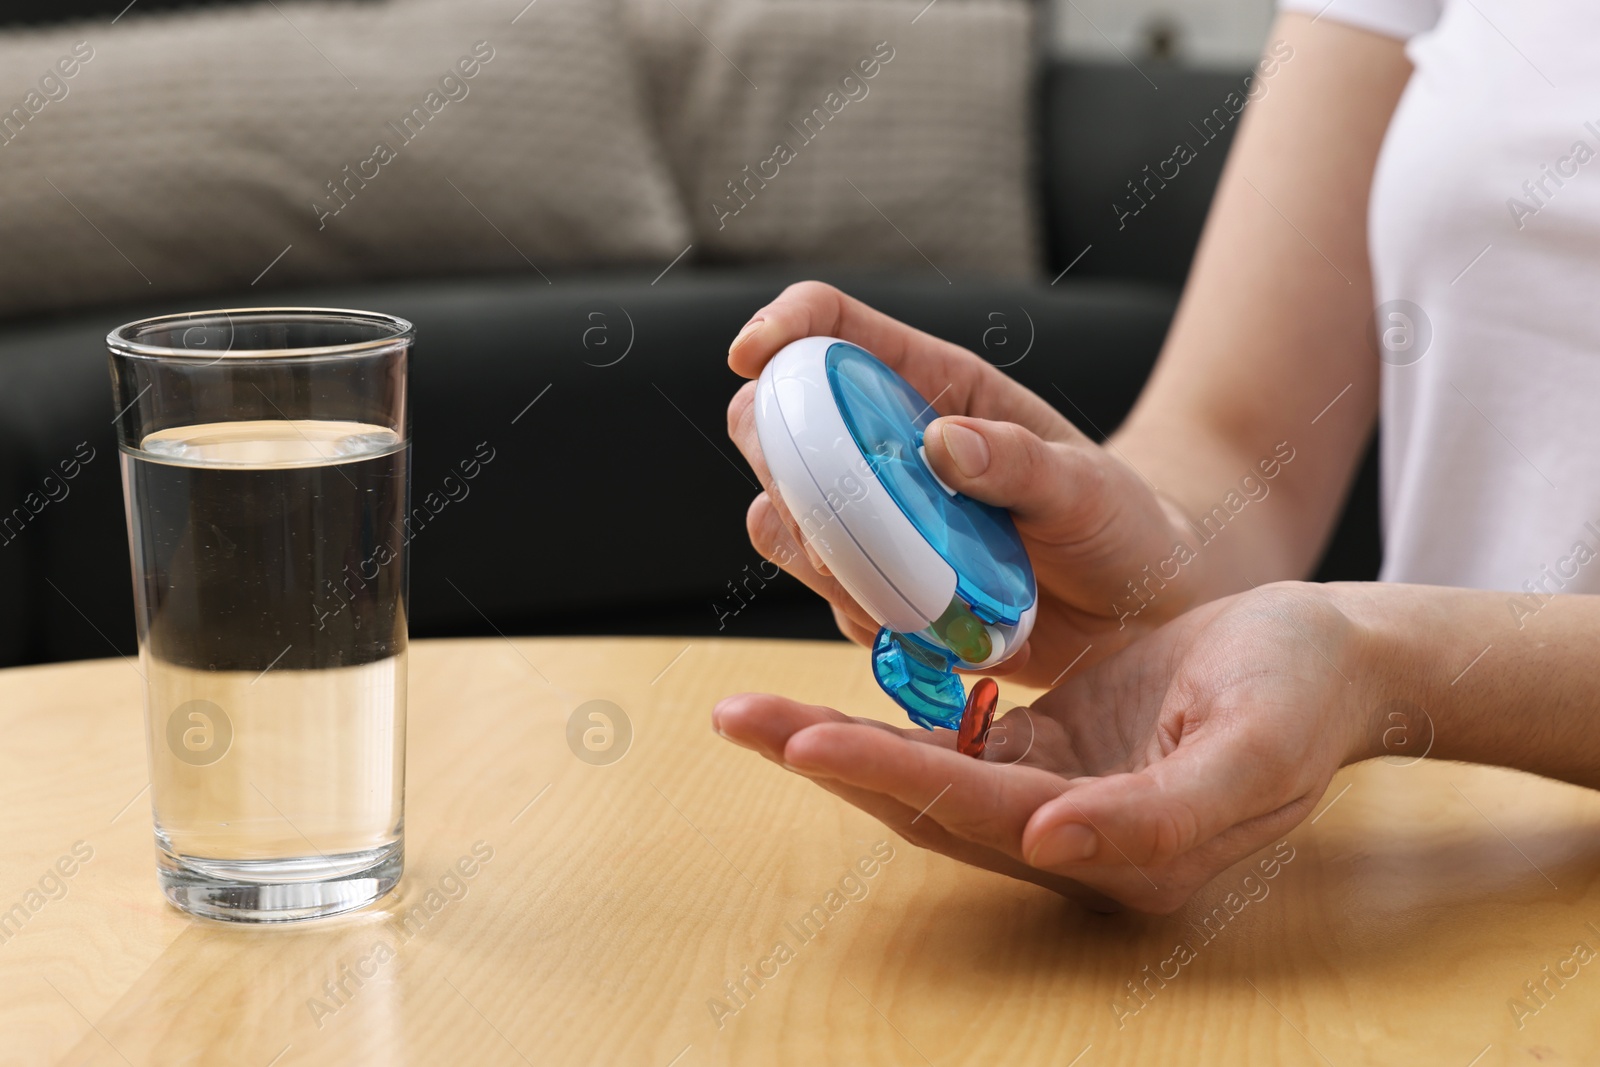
[826,342,1033,625]
[825,341,1035,729]
[871,629,966,730]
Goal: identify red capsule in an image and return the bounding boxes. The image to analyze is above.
[957,677,999,759]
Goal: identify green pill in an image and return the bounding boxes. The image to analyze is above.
[930,596,992,664]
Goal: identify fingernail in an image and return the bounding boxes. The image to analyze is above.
[1029,823,1098,868]
[730,317,766,354]
[715,723,765,755]
[940,422,990,479]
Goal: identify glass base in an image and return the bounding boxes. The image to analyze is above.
[157,839,403,923]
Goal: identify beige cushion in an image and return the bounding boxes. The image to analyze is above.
[623,0,1041,280]
[0,0,690,319]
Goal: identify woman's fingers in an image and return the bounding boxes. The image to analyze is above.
[780,720,1069,864]
[1020,720,1315,871]
[726,380,772,486]
[712,693,1110,906]
[745,494,879,637]
[801,773,1114,907]
[921,416,1107,541]
[727,280,976,387]
[729,383,839,573]
[722,284,1119,654]
[725,281,1079,442]
[713,692,918,764]
[831,603,879,647]
[732,377,866,618]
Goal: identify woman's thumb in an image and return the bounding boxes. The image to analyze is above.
[922,416,1103,533]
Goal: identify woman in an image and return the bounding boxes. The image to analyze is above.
[713,2,1600,912]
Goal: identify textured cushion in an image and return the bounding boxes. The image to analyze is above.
[623,0,1042,279]
[0,0,691,319]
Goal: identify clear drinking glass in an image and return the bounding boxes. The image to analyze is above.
[108,309,412,923]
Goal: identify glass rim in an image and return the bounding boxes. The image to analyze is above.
[107,307,415,362]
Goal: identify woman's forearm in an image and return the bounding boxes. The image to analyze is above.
[1109,14,1414,604]
[1337,582,1600,789]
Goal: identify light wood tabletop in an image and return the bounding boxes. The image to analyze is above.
[3,636,1600,1066]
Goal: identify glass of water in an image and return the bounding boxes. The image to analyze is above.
[108,308,412,923]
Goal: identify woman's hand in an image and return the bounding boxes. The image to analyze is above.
[712,582,1376,913]
[726,281,1212,685]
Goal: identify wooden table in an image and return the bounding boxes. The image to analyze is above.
[4,636,1600,1065]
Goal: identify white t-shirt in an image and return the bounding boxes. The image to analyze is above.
[1278,0,1600,601]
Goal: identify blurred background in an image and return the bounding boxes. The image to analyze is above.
[0,0,1376,669]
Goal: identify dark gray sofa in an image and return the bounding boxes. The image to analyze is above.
[0,28,1380,668]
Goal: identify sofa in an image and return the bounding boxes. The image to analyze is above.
[0,4,1380,669]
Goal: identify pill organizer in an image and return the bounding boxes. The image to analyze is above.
[753,337,1037,730]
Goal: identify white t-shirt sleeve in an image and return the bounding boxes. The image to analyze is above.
[1277,0,1442,39]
